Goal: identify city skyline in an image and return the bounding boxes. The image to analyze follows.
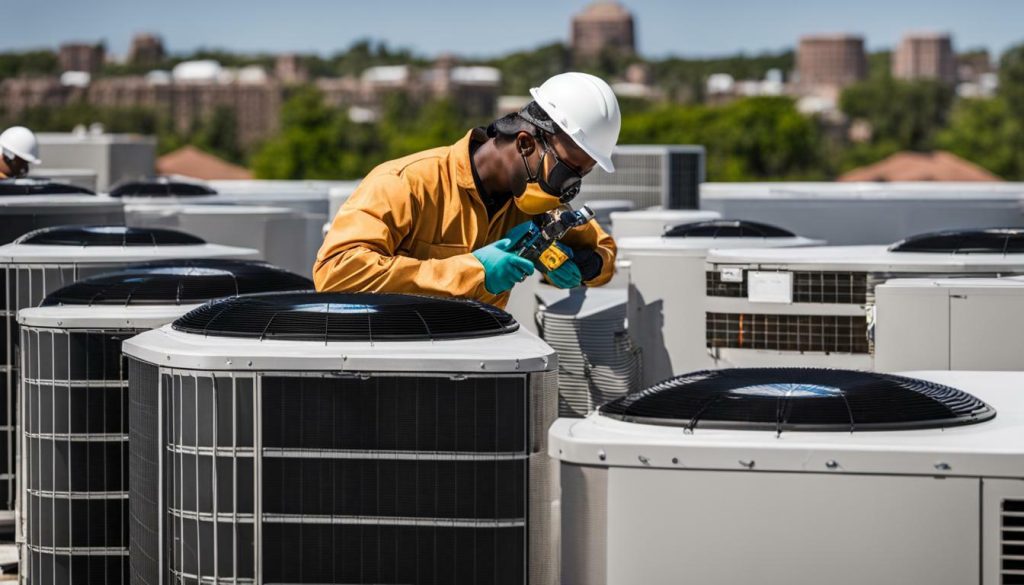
[8,0,1023,61]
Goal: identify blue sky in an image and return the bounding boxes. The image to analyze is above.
[10,0,1021,59]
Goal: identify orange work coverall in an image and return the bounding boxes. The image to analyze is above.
[314,128,617,309]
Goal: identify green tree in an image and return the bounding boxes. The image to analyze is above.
[937,97,1023,180]
[999,43,1024,119]
[619,97,825,181]
[840,78,955,152]
[0,50,59,78]
[193,106,241,163]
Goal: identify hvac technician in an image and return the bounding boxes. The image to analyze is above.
[315,72,621,309]
[0,126,41,179]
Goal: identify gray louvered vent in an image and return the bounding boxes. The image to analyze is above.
[580,146,704,210]
[1004,499,1024,584]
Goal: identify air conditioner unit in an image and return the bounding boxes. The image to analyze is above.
[580,145,705,210]
[113,178,330,279]
[609,208,721,240]
[327,182,360,219]
[621,220,822,385]
[0,179,124,245]
[874,275,1024,372]
[15,259,311,585]
[704,228,1024,370]
[575,200,634,233]
[700,182,1024,245]
[550,367,1023,585]
[0,226,258,527]
[125,204,320,277]
[123,292,558,585]
[537,288,640,418]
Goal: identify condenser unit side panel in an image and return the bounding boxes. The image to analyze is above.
[712,348,874,370]
[981,478,1024,585]
[606,468,980,585]
[950,291,1024,371]
[874,287,951,372]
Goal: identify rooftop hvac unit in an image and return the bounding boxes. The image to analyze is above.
[874,275,1024,372]
[124,292,558,585]
[537,288,640,417]
[550,368,1023,585]
[110,178,330,216]
[0,179,124,245]
[125,204,321,277]
[621,220,822,385]
[16,260,311,585]
[579,145,705,210]
[704,228,1024,370]
[608,208,721,240]
[699,181,1024,245]
[575,200,633,232]
[0,226,258,526]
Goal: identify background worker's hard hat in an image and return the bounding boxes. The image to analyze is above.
[0,126,41,165]
[530,72,621,173]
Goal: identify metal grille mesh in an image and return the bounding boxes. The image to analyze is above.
[706,312,871,354]
[580,148,702,209]
[3,263,121,517]
[1004,499,1024,584]
[706,270,869,304]
[127,358,160,585]
[137,370,557,585]
[21,326,137,585]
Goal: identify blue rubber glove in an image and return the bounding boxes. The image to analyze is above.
[545,243,583,289]
[472,238,536,295]
[504,221,534,247]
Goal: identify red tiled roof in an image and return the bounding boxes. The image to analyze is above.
[839,150,1001,182]
[156,145,252,180]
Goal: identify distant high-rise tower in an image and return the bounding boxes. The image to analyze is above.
[893,32,956,84]
[571,1,635,63]
[797,34,867,92]
[58,42,105,74]
[128,33,166,67]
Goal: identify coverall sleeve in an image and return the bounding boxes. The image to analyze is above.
[561,219,617,287]
[313,173,491,300]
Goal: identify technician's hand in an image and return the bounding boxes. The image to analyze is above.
[503,221,533,245]
[472,238,536,295]
[544,242,583,289]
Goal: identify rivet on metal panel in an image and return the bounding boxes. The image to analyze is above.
[479,362,486,369]
[671,457,679,465]
[825,460,839,470]
[638,455,650,465]
[598,450,606,461]
[738,459,755,469]
[247,360,253,367]
[934,462,951,471]
[514,359,520,370]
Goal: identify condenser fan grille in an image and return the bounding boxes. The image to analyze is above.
[108,179,216,197]
[0,179,95,195]
[889,228,1024,254]
[41,259,311,306]
[664,220,795,238]
[600,368,996,433]
[16,225,205,246]
[172,292,518,341]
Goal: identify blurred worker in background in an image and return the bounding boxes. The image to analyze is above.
[315,72,621,308]
[0,126,41,179]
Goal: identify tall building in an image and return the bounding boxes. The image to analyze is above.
[274,53,309,84]
[571,1,635,63]
[797,34,867,92]
[58,42,105,74]
[128,33,166,67]
[893,32,956,84]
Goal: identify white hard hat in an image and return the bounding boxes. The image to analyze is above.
[0,126,41,165]
[530,72,621,173]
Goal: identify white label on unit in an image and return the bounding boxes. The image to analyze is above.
[720,267,744,283]
[747,271,793,303]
